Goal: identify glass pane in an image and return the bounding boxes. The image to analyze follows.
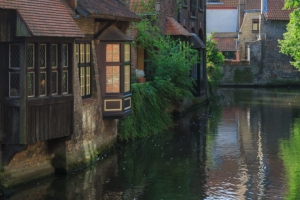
[62,44,68,67]
[124,44,130,62]
[86,44,90,63]
[75,44,79,64]
[62,71,68,94]
[27,72,35,97]
[10,44,20,69]
[124,65,130,92]
[40,44,46,68]
[106,66,120,93]
[80,44,85,63]
[40,72,47,96]
[80,67,85,96]
[27,44,34,68]
[51,44,58,68]
[106,44,120,62]
[86,66,90,95]
[52,71,58,95]
[9,72,20,97]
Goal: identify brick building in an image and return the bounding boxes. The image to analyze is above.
[0,0,139,187]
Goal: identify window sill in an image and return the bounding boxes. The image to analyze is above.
[182,4,188,8]
[82,97,98,105]
[198,8,204,12]
[190,16,197,19]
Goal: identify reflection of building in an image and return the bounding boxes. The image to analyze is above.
[205,88,295,198]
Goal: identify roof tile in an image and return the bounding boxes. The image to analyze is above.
[265,0,292,20]
[212,37,237,51]
[245,0,261,10]
[78,0,140,21]
[164,17,191,36]
[207,0,239,8]
[1,0,83,37]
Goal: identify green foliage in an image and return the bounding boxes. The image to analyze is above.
[135,17,198,103]
[148,37,198,102]
[118,83,173,141]
[233,67,253,83]
[278,1,300,69]
[206,37,224,89]
[280,118,300,199]
[119,7,199,140]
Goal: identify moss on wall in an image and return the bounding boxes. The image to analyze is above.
[233,67,253,83]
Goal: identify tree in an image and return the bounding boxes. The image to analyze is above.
[206,36,224,89]
[278,1,300,69]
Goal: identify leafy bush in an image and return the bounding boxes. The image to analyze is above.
[118,83,173,141]
[206,37,224,89]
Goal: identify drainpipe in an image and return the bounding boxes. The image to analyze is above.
[258,0,263,40]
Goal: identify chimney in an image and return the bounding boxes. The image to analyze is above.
[68,0,77,10]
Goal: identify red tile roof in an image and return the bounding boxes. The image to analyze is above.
[206,0,239,8]
[245,0,261,10]
[164,17,191,36]
[0,0,84,37]
[78,0,140,22]
[212,37,237,51]
[264,0,292,20]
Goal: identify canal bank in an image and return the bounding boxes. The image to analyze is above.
[3,87,300,199]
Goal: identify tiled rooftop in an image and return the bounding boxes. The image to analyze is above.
[213,32,238,38]
[0,0,83,37]
[78,0,140,21]
[264,0,292,20]
[212,37,237,51]
[206,0,239,8]
[245,0,261,10]
[164,17,191,37]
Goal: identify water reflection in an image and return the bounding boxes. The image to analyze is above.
[4,88,300,199]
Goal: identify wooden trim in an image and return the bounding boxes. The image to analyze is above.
[20,42,27,144]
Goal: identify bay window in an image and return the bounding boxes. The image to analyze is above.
[98,42,132,118]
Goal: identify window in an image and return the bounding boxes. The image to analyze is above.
[24,43,70,98]
[76,43,91,98]
[190,0,197,16]
[106,44,120,93]
[252,19,259,32]
[223,51,236,60]
[124,44,131,93]
[9,44,20,97]
[198,0,203,9]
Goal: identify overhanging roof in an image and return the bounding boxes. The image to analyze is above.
[98,25,132,41]
[164,17,191,37]
[77,0,140,22]
[0,0,84,37]
[190,33,205,49]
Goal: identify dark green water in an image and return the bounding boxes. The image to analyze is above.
[6,88,300,199]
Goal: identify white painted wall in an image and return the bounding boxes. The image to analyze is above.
[206,9,238,37]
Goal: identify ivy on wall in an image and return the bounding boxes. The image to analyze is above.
[233,68,253,83]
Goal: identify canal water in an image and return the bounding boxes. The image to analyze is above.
[5,88,300,199]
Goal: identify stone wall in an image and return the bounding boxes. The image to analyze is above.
[222,20,300,85]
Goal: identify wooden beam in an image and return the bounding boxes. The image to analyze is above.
[19,42,27,144]
[94,21,115,39]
